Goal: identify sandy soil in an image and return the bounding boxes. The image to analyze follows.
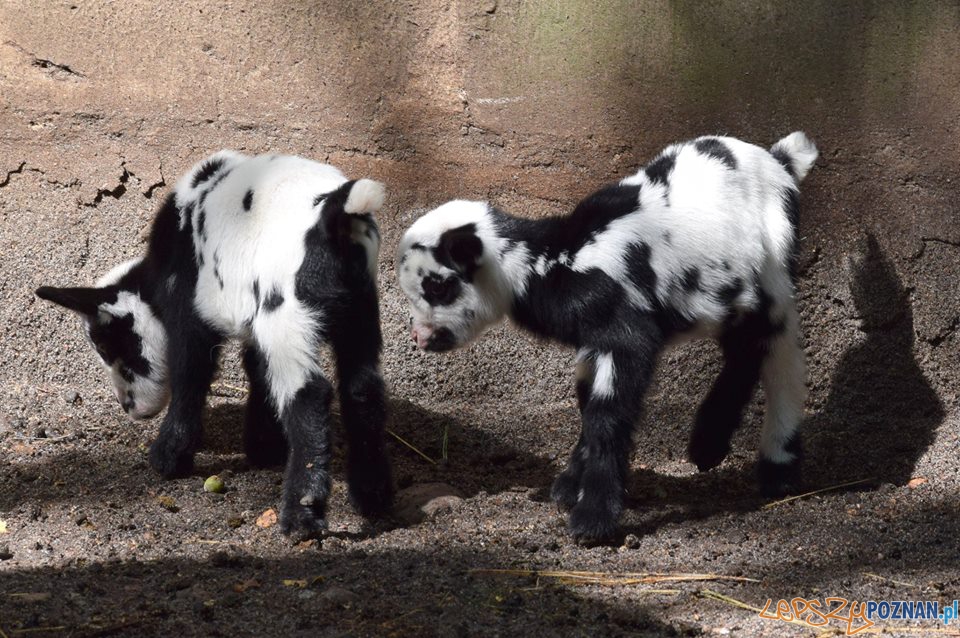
[1,2,958,636]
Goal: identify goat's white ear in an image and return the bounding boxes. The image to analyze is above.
[343,179,386,215]
[36,286,113,316]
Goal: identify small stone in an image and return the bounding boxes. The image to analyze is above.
[63,390,80,405]
[322,537,344,551]
[226,515,244,529]
[623,534,641,550]
[33,427,47,439]
[255,509,277,528]
[163,575,193,592]
[210,551,241,568]
[203,475,226,494]
[0,545,13,560]
[394,483,464,525]
[75,513,88,526]
[319,585,358,608]
[157,496,179,512]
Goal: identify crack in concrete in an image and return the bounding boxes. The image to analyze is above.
[0,162,27,187]
[928,315,959,348]
[83,165,130,207]
[4,40,85,80]
[921,236,960,248]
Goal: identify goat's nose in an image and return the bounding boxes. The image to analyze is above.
[122,397,134,413]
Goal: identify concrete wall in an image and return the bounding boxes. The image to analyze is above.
[2,1,957,480]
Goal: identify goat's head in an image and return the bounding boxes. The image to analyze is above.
[37,259,170,420]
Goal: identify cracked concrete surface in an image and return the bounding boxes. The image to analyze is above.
[1,2,959,637]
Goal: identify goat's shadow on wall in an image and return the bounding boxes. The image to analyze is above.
[803,233,944,486]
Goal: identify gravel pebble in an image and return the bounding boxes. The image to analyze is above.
[319,585,358,607]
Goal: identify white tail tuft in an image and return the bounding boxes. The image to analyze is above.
[344,179,386,215]
[771,131,819,182]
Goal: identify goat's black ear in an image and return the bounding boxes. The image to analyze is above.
[35,286,114,316]
[437,224,483,278]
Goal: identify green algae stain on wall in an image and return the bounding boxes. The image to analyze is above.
[665,0,941,119]
[478,1,947,123]
[484,0,674,95]
[858,0,940,112]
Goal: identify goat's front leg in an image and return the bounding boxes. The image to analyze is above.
[149,317,221,478]
[551,349,601,510]
[562,333,662,542]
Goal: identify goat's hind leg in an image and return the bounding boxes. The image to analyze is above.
[688,313,769,472]
[277,371,335,538]
[254,310,331,538]
[331,290,393,518]
[241,346,287,467]
[757,304,806,496]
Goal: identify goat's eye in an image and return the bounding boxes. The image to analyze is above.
[421,275,461,306]
[118,364,134,382]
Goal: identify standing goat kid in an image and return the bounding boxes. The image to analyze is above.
[397,133,818,542]
[37,151,393,537]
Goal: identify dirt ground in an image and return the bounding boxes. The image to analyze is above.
[1,2,959,637]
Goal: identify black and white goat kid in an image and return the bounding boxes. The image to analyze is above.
[37,151,393,537]
[397,133,818,542]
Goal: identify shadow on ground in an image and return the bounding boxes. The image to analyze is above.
[0,398,557,515]
[0,547,688,638]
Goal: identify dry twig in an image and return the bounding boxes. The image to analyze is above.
[762,477,874,509]
[471,568,759,586]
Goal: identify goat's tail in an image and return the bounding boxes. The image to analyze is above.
[771,132,818,183]
[321,179,385,277]
[343,179,386,215]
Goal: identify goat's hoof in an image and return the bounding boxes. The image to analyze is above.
[567,502,621,545]
[550,470,581,511]
[348,465,394,518]
[280,500,328,540]
[757,457,802,498]
[148,439,195,479]
[688,433,731,472]
[244,439,288,468]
